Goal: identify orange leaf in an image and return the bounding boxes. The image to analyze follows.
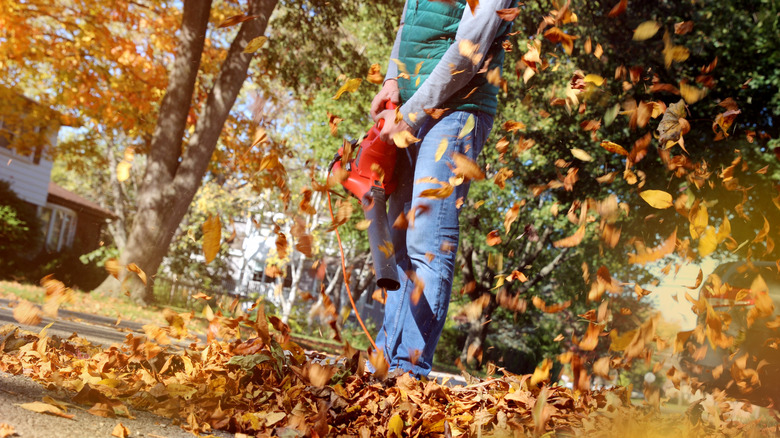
[608,0,627,17]
[111,423,130,438]
[451,152,485,181]
[600,140,628,156]
[366,63,383,84]
[13,300,41,326]
[203,214,222,264]
[553,224,586,248]
[126,263,147,285]
[486,230,502,246]
[496,7,520,21]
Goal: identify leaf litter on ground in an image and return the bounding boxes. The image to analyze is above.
[0,312,775,438]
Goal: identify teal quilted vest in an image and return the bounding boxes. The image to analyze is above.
[397,0,514,115]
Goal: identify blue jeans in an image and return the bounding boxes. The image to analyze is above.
[376,110,494,376]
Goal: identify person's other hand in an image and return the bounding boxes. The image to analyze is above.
[377,109,412,145]
[370,79,400,122]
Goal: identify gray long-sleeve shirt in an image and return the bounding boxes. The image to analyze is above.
[385,0,514,130]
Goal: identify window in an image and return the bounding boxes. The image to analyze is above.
[40,205,77,252]
[0,118,45,163]
[0,119,13,150]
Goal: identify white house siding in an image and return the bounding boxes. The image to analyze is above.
[0,147,53,207]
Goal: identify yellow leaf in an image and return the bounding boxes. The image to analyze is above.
[680,81,708,104]
[203,214,222,264]
[126,263,147,285]
[698,226,718,257]
[332,78,362,100]
[242,36,267,53]
[633,21,661,41]
[570,148,593,161]
[640,190,673,209]
[392,131,420,148]
[458,114,475,139]
[458,39,481,65]
[435,139,448,161]
[388,414,404,437]
[116,161,131,182]
[584,74,604,86]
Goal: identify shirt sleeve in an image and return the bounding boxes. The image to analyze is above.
[400,0,514,130]
[384,1,408,83]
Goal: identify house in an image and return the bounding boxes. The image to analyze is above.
[0,88,115,255]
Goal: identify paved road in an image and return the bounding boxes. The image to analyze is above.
[0,298,230,438]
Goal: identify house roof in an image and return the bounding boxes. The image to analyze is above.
[47,182,117,220]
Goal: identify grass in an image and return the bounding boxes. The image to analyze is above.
[0,280,199,330]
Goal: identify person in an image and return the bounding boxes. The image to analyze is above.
[370,0,516,377]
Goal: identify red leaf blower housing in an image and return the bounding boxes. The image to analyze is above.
[329,102,401,291]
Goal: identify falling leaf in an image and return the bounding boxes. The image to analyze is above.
[629,228,677,264]
[116,161,131,182]
[657,99,687,145]
[662,31,690,68]
[13,300,41,325]
[332,78,362,100]
[496,7,520,21]
[530,358,552,387]
[217,14,257,28]
[105,258,121,279]
[503,120,526,132]
[242,36,267,53]
[553,224,586,248]
[435,139,448,161]
[680,81,708,104]
[675,21,694,35]
[111,423,130,438]
[392,130,420,148]
[600,140,628,156]
[487,230,502,246]
[458,114,475,139]
[640,190,673,209]
[583,74,604,86]
[593,356,611,378]
[366,63,383,84]
[608,0,627,17]
[570,148,593,161]
[543,27,576,55]
[458,39,481,65]
[633,21,661,41]
[451,152,485,180]
[504,203,520,235]
[203,214,222,264]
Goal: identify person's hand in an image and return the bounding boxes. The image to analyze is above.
[377,109,413,146]
[370,79,400,122]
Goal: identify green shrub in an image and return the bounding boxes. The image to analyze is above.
[0,180,42,277]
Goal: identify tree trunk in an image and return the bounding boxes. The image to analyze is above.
[94,0,278,304]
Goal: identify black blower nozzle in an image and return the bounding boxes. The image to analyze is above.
[362,187,400,291]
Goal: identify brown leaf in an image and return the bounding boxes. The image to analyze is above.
[504,203,520,235]
[543,27,576,55]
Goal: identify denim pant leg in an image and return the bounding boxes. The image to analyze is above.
[376,110,493,377]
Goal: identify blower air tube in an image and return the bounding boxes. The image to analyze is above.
[363,188,400,291]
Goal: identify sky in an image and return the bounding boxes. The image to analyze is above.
[650,256,720,330]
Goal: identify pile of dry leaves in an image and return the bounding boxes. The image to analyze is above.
[1,308,774,438]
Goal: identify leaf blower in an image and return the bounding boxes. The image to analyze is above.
[328,102,401,291]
